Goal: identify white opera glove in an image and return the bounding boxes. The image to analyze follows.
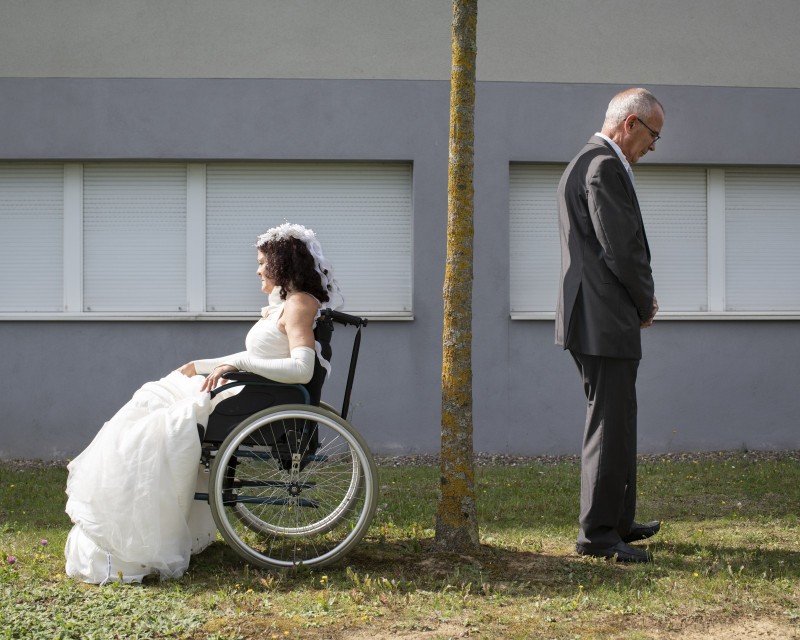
[227,346,316,384]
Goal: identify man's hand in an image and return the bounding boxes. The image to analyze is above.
[641,296,659,329]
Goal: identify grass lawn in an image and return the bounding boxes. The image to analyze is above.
[1,452,799,639]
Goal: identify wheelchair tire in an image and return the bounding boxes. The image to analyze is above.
[318,401,340,416]
[208,404,378,569]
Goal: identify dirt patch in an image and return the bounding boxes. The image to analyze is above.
[654,619,798,639]
[216,617,799,640]
[345,622,472,639]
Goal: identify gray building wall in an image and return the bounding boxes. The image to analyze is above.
[3,0,799,88]
[1,79,799,459]
[2,2,799,458]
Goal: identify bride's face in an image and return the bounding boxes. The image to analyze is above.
[256,249,276,295]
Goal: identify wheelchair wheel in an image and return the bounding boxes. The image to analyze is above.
[208,404,378,569]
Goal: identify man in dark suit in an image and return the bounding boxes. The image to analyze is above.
[555,88,664,562]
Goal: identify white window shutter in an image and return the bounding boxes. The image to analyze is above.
[205,163,413,314]
[82,164,187,312]
[509,164,562,313]
[0,163,64,312]
[725,168,800,311]
[636,167,708,311]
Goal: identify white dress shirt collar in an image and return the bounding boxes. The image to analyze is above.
[596,132,632,172]
[596,132,635,186]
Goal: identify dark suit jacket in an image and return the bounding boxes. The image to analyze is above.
[555,136,654,360]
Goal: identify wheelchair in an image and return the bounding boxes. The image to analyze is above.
[194,308,378,569]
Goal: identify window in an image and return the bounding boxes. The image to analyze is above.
[0,162,413,318]
[204,163,412,314]
[509,163,800,318]
[0,163,64,312]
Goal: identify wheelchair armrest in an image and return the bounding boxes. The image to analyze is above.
[220,371,275,384]
[210,371,311,405]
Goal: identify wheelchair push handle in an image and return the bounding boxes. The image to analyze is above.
[322,308,368,328]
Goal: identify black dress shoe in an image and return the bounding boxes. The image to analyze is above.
[621,520,661,543]
[576,541,653,563]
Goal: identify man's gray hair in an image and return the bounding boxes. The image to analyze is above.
[602,88,664,129]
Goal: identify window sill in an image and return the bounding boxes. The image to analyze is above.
[0,311,414,322]
[510,311,800,321]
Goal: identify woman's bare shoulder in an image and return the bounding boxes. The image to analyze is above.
[284,291,321,315]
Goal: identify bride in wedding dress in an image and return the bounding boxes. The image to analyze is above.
[64,223,341,583]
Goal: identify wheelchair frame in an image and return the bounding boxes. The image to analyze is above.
[194,308,378,569]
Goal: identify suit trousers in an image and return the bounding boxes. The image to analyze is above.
[570,350,640,549]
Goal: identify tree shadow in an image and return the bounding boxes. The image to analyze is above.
[184,537,666,598]
[181,531,800,601]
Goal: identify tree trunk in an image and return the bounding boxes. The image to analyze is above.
[435,0,479,553]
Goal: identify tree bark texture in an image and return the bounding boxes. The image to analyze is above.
[435,0,479,553]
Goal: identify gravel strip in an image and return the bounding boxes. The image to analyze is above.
[374,449,800,467]
[2,450,798,472]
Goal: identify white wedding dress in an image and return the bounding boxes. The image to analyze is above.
[64,371,217,584]
[64,289,320,584]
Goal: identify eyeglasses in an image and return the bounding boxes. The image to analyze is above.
[636,117,661,143]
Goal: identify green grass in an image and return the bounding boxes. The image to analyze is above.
[2,454,799,639]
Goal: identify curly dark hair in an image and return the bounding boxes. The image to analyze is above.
[258,236,330,303]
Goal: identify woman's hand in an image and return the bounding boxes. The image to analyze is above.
[178,362,197,377]
[200,364,237,393]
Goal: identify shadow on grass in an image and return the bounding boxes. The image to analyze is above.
[183,536,675,599]
[650,540,800,580]
[179,525,800,603]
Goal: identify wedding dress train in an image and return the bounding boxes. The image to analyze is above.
[64,371,217,583]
